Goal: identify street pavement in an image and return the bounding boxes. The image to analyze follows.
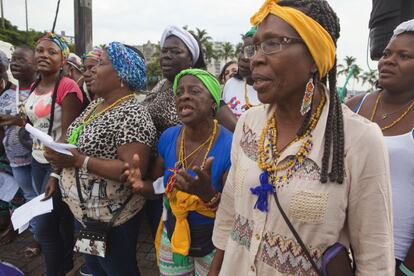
[0,222,159,276]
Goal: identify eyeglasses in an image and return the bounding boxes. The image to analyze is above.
[243,36,303,59]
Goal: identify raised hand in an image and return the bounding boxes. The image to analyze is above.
[122,154,145,194]
[175,157,216,202]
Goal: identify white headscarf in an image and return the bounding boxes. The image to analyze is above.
[160,25,200,66]
[392,19,414,39]
[0,50,9,70]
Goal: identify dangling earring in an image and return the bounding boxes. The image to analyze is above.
[300,77,315,115]
[120,80,124,88]
[212,104,217,115]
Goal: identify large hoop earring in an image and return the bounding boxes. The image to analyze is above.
[300,77,315,115]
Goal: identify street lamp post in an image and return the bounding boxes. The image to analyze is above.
[74,0,93,56]
[25,0,28,32]
[0,0,5,29]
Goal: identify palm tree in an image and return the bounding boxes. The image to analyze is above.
[361,69,378,92]
[234,42,243,57]
[221,42,234,62]
[203,41,215,62]
[194,28,212,46]
[337,56,362,82]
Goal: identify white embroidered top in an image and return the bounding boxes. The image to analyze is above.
[213,89,394,275]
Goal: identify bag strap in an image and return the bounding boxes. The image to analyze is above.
[75,168,133,227]
[272,190,322,276]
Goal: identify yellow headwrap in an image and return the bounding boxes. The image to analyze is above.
[250,0,336,79]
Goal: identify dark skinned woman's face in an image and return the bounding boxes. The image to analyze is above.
[35,40,63,75]
[238,37,254,79]
[10,48,36,82]
[160,36,193,82]
[174,75,215,126]
[251,15,315,104]
[378,33,414,93]
[90,51,120,96]
[83,57,99,93]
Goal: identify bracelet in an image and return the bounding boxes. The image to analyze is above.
[203,191,221,211]
[82,156,90,172]
[50,172,61,180]
[400,263,414,276]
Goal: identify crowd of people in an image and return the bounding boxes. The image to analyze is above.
[0,0,413,275]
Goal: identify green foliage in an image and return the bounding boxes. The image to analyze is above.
[360,69,378,92]
[146,61,162,87]
[0,18,43,47]
[337,56,362,82]
[0,18,76,51]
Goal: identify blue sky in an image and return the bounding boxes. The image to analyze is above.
[4,0,376,89]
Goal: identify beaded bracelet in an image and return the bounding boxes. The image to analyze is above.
[400,263,414,276]
[203,192,221,211]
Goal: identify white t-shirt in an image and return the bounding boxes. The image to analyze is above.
[25,77,83,164]
[384,130,414,261]
[222,77,260,118]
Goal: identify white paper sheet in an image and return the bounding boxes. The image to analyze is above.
[11,193,53,233]
[25,124,77,156]
[152,176,165,195]
[0,172,20,202]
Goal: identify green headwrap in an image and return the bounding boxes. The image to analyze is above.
[173,68,221,113]
[245,26,257,38]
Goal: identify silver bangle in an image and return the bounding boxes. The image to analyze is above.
[50,172,61,180]
[82,156,90,171]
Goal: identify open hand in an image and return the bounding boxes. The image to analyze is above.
[122,154,145,194]
[175,157,216,202]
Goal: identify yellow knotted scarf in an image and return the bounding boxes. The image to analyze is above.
[154,190,215,265]
[250,0,336,79]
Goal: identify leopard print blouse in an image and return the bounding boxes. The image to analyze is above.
[60,96,156,226]
[143,79,181,139]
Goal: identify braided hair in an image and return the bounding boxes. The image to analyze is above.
[279,0,344,184]
[30,70,64,136]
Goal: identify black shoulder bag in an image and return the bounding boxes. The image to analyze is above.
[73,168,132,257]
[272,190,355,276]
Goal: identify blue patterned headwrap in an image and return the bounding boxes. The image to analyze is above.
[37,32,70,58]
[106,42,146,91]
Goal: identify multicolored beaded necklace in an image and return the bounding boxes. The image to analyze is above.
[67,94,134,145]
[165,119,218,195]
[250,92,325,212]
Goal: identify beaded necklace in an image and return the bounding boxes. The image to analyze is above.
[251,92,325,212]
[67,94,134,145]
[370,92,414,131]
[165,119,218,194]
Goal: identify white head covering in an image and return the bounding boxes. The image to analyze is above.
[392,19,414,39]
[0,50,9,70]
[66,53,82,72]
[160,25,200,66]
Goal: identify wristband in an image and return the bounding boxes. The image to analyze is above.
[400,263,414,276]
[203,191,221,211]
[82,156,90,171]
[50,172,61,180]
